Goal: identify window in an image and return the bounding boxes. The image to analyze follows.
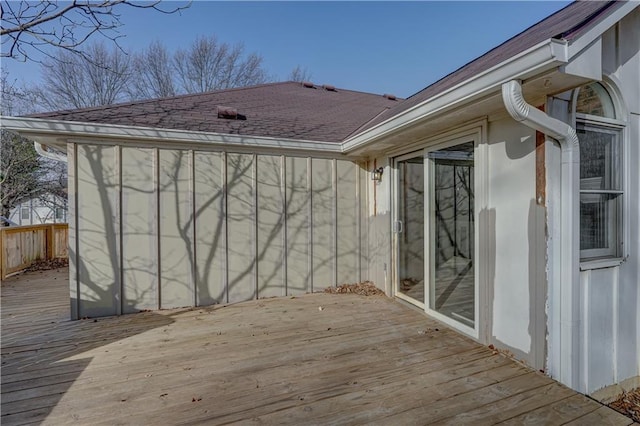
[21,207,30,220]
[55,207,64,220]
[576,82,624,260]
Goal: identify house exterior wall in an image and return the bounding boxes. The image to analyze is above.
[367,158,392,295]
[577,12,639,395]
[67,142,369,319]
[484,118,547,370]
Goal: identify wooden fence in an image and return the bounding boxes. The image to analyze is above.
[0,223,68,280]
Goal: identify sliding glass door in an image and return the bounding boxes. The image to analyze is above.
[428,142,475,328]
[394,140,476,332]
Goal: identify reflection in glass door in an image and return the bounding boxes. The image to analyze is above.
[428,142,475,328]
[397,155,425,306]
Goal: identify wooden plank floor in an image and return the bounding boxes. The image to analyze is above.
[1,268,633,425]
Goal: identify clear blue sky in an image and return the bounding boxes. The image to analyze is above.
[2,1,572,99]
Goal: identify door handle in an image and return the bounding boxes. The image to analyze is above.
[394,220,403,233]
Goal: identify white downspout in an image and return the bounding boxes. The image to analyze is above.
[502,80,581,391]
[34,142,68,163]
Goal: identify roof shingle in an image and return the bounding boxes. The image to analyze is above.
[28,82,400,143]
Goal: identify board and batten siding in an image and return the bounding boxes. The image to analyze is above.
[68,143,368,319]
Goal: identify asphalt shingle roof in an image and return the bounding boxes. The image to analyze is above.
[29,82,400,143]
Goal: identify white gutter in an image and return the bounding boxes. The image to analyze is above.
[0,116,344,155]
[34,142,68,163]
[342,38,569,153]
[501,79,581,391]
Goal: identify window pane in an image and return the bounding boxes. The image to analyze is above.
[576,83,615,118]
[578,127,620,190]
[430,142,475,328]
[580,193,619,254]
[398,156,424,305]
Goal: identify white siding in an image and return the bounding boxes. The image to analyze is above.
[122,147,157,313]
[76,145,119,318]
[578,12,640,394]
[159,149,194,309]
[194,151,226,305]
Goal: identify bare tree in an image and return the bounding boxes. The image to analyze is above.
[1,1,189,62]
[173,36,268,93]
[1,70,41,115]
[0,130,65,223]
[33,41,132,110]
[288,65,312,83]
[128,40,176,100]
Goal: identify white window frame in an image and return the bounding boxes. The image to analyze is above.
[574,82,627,264]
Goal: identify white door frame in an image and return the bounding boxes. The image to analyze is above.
[391,125,486,340]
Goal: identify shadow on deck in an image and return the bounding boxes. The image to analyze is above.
[1,268,632,425]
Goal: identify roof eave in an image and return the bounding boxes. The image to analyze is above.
[0,116,347,157]
[341,38,569,154]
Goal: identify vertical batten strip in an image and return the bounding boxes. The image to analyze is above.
[308,157,313,293]
[155,148,161,310]
[116,145,123,316]
[356,162,362,284]
[253,154,259,299]
[222,152,229,303]
[582,271,590,392]
[71,143,80,320]
[612,267,619,382]
[333,159,338,287]
[190,150,197,307]
[281,155,288,296]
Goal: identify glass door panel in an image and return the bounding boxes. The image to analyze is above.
[428,142,475,327]
[397,156,424,305]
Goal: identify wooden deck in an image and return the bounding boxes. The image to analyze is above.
[1,268,633,425]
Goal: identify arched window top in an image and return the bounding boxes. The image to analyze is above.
[576,82,616,118]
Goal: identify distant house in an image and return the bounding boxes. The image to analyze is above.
[8,193,68,226]
[2,1,638,399]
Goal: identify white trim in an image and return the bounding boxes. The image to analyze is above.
[580,257,625,271]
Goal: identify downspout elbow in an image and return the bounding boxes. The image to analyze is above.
[501,80,579,155]
[34,142,67,163]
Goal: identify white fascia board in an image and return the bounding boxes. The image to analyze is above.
[0,116,343,155]
[341,39,569,153]
[565,1,639,59]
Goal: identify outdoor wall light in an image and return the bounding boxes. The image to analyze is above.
[371,167,384,182]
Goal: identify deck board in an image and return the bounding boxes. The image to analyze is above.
[1,268,632,425]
